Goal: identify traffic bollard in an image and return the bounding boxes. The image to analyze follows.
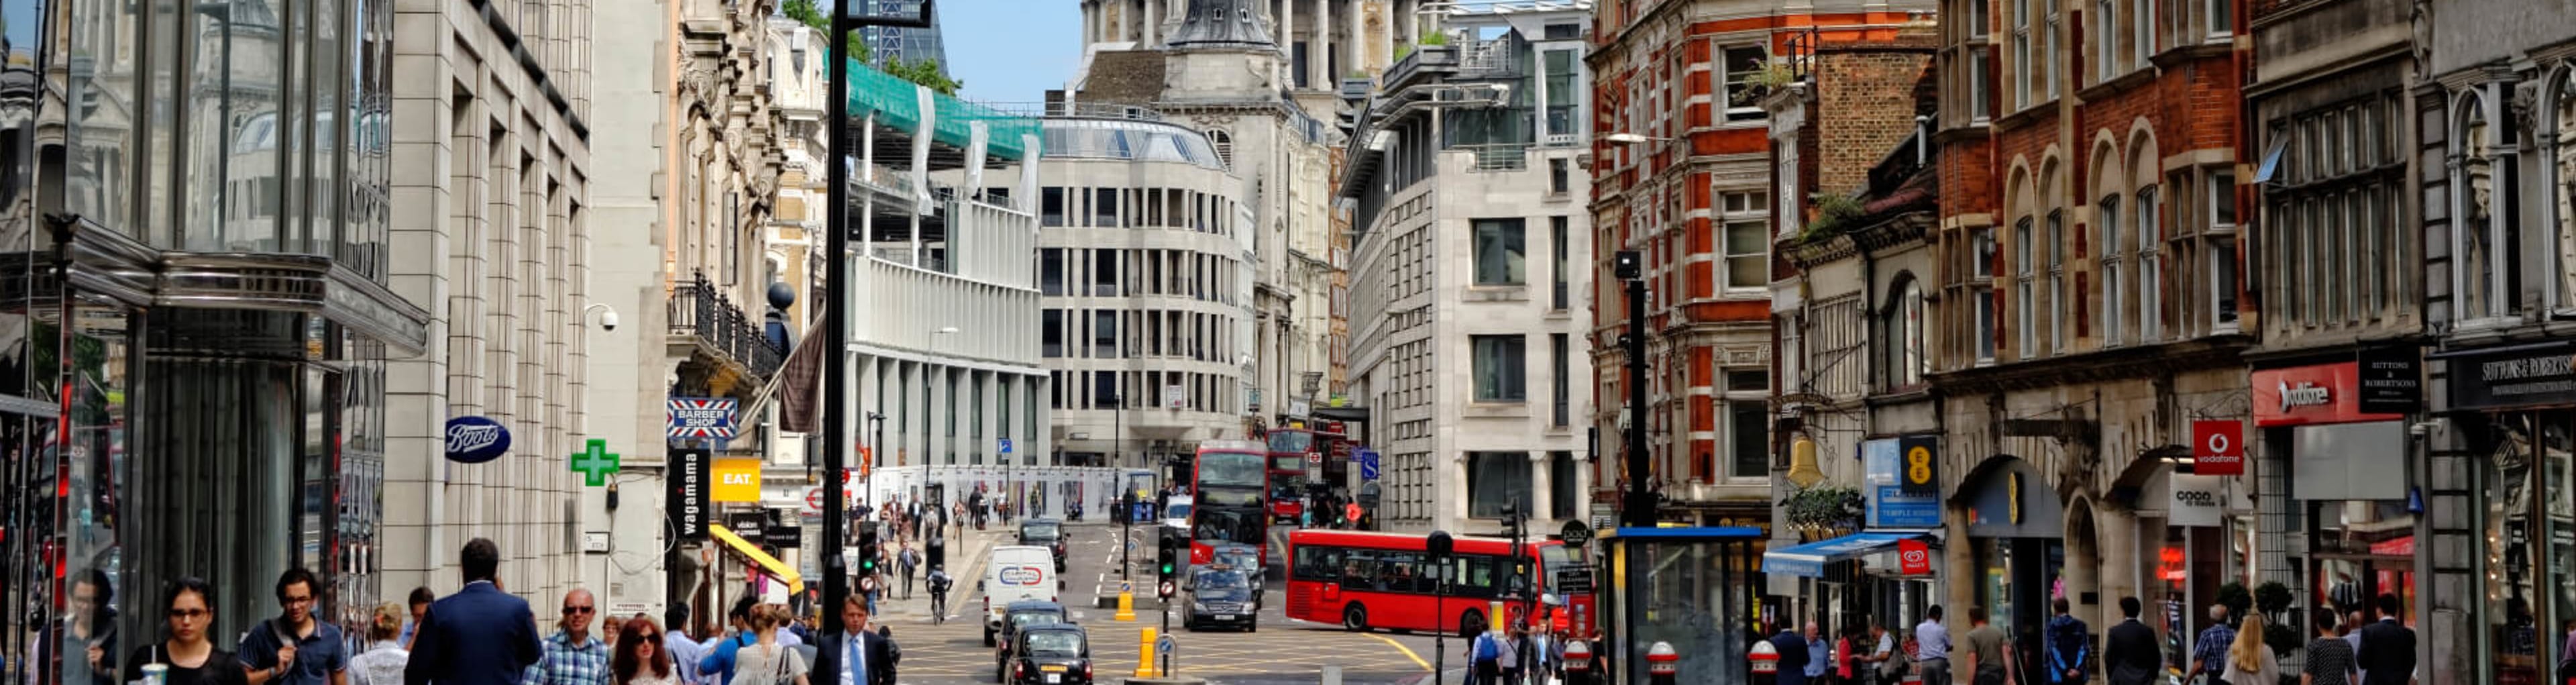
[1115,591,1136,621]
[1561,641,1593,685]
[1748,636,1779,685]
[1135,627,1159,678]
[1646,641,1678,685]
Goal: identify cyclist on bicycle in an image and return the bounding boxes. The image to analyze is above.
[926,564,955,623]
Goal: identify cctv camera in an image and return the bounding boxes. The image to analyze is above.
[600,311,620,331]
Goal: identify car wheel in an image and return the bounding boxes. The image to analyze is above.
[1343,604,1368,632]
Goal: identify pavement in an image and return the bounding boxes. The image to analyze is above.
[865,519,1448,685]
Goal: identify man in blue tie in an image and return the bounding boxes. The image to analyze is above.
[813,596,898,685]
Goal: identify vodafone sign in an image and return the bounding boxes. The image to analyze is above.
[2192,420,2245,476]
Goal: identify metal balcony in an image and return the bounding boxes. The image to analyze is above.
[667,271,786,378]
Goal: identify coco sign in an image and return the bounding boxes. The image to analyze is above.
[2192,420,2245,476]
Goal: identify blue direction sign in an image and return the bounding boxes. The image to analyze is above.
[999,438,1014,454]
[1357,449,1381,480]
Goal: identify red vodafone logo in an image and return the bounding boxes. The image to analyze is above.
[2192,420,2245,476]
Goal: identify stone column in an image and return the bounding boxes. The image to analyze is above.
[1313,0,1330,87]
[1527,452,1554,527]
[1116,0,1130,43]
[1281,0,1297,85]
[1144,0,1159,47]
[2096,505,2139,629]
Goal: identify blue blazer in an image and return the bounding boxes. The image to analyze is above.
[404,582,542,685]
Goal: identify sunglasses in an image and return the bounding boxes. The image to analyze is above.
[168,609,209,619]
[562,607,595,615]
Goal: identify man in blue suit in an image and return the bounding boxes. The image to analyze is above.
[812,596,898,685]
[405,538,543,685]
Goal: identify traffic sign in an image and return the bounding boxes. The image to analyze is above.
[1156,634,1177,656]
[1000,438,1014,454]
[1357,449,1381,480]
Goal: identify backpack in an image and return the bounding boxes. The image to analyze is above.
[1474,634,1501,662]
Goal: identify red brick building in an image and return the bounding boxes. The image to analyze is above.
[1923,0,2256,649]
[1586,0,1934,527]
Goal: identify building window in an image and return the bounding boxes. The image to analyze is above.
[2206,170,2240,331]
[1725,219,1768,289]
[2096,0,2118,81]
[1972,227,1998,362]
[1727,401,1769,479]
[2045,0,2061,99]
[2098,195,2125,346]
[2204,0,2231,38]
[1551,333,1570,427]
[2137,185,2163,342]
[1042,187,1065,226]
[1205,129,1234,169]
[1887,278,1927,387]
[1720,44,1769,122]
[1550,158,1570,195]
[2011,0,2032,109]
[1549,452,1578,519]
[1042,309,1063,358]
[2015,217,2037,359]
[1474,218,1528,286]
[1966,0,1990,38]
[1467,452,1532,519]
[1472,335,1527,402]
[1969,48,1992,121]
[1552,216,1570,309]
[2457,93,2501,322]
[2047,210,2067,352]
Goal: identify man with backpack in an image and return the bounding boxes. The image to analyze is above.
[1471,622,1516,685]
[924,566,955,624]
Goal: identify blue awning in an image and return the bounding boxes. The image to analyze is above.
[1761,531,1936,578]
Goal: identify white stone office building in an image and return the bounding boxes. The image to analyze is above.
[380,0,600,603]
[1336,6,1593,534]
[1035,112,1258,466]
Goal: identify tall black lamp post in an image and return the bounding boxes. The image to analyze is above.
[1615,250,1654,529]
[823,0,934,636]
[1429,530,1454,685]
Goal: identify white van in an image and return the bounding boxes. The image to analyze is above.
[981,545,1063,645]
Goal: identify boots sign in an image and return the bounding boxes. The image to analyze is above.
[2191,420,2244,476]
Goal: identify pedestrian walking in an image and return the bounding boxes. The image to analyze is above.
[695,599,760,685]
[722,606,808,685]
[37,567,117,685]
[1836,626,1859,685]
[814,596,898,685]
[609,617,677,685]
[1862,621,1894,685]
[400,589,435,651]
[926,566,954,623]
[2557,619,2575,685]
[1470,623,1515,685]
[1915,607,1953,685]
[1804,623,1831,685]
[2044,598,2090,685]
[1957,607,2010,685]
[2220,615,2279,685]
[602,615,628,651]
[523,588,611,685]
[1772,623,1813,685]
[2355,594,2416,685]
[349,604,411,685]
[405,538,545,685]
[896,545,919,600]
[239,567,349,685]
[2189,604,2239,685]
[2305,607,2359,685]
[2103,598,2162,685]
[129,577,250,685]
[661,607,704,685]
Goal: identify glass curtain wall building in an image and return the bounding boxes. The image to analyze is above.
[0,0,421,680]
[859,0,948,73]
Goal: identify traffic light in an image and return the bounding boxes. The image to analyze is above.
[857,527,879,576]
[1155,530,1178,580]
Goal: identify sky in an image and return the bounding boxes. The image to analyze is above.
[941,0,1085,105]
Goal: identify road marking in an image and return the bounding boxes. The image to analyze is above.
[1364,632,1432,672]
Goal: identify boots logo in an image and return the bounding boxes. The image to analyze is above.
[2277,379,2331,412]
[443,417,512,464]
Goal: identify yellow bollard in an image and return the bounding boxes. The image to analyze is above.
[1135,627,1159,677]
[1114,591,1136,622]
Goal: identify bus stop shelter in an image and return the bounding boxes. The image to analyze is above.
[1599,526,1765,685]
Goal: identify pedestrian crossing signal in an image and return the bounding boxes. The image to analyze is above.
[857,528,880,576]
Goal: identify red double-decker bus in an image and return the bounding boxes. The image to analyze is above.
[1263,429,1315,522]
[1189,440,1271,564]
[1284,529,1594,637]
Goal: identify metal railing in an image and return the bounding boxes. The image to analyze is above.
[1456,143,1530,172]
[985,101,1167,121]
[667,271,785,376]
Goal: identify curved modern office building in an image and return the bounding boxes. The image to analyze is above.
[1035,113,1256,468]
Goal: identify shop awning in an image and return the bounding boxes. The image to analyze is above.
[710,523,805,594]
[1762,531,1937,578]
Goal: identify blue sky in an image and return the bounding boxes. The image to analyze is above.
[941,0,1083,105]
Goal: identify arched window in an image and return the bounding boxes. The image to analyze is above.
[1885,276,1928,388]
[1204,129,1234,170]
[2455,91,2498,321]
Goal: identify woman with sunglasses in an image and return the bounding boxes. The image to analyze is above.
[126,577,250,685]
[348,603,411,685]
[612,617,678,685]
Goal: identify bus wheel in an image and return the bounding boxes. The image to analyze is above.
[1458,611,1485,637]
[1342,604,1368,632]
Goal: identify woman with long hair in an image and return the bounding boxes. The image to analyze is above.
[2221,614,2279,685]
[347,603,411,685]
[612,617,678,685]
[124,577,249,685]
[725,605,809,685]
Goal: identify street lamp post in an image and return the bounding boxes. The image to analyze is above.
[1615,250,1653,529]
[1429,531,1455,685]
[824,0,935,636]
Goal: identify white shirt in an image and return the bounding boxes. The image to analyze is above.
[837,632,868,685]
[1916,620,1951,661]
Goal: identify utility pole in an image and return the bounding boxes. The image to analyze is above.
[1616,250,1654,529]
[824,0,935,636]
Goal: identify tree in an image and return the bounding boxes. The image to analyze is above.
[881,57,963,95]
[782,0,875,64]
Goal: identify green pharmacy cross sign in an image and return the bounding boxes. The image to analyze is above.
[571,439,620,486]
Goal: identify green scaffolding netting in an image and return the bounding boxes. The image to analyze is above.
[846,56,1036,162]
